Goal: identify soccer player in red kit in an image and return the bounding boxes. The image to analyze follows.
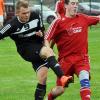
[55,0,65,17]
[45,0,100,100]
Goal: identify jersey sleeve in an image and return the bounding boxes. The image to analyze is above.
[55,0,65,16]
[45,18,60,41]
[0,23,12,39]
[84,14,99,26]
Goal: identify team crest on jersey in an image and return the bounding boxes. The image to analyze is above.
[67,27,82,36]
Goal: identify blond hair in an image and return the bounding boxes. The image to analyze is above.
[16,0,29,10]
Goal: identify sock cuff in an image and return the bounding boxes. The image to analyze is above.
[47,56,56,61]
[37,83,46,90]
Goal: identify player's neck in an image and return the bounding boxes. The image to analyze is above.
[17,16,29,23]
[65,12,76,18]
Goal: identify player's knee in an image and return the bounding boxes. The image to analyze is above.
[79,70,90,89]
[38,75,47,85]
[40,46,54,58]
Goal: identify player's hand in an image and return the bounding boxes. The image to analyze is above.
[35,30,43,37]
[98,15,100,23]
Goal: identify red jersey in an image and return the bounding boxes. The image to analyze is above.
[45,14,99,59]
[55,0,65,17]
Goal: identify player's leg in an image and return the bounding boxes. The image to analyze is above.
[47,57,73,100]
[35,67,48,100]
[79,70,91,100]
[40,46,72,86]
[17,43,48,100]
[17,43,71,99]
[40,46,64,78]
[75,55,91,100]
[32,61,49,100]
[48,76,72,100]
[48,86,65,100]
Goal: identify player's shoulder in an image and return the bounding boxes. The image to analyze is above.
[51,17,62,25]
[77,13,88,18]
[55,16,68,23]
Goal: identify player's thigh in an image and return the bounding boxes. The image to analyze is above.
[59,57,73,75]
[74,55,90,76]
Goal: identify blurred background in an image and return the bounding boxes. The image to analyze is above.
[4,0,100,24]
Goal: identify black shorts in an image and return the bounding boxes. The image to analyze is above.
[16,42,48,71]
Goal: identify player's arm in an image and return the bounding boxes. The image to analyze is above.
[44,39,55,48]
[84,14,100,26]
[91,15,100,24]
[35,30,43,37]
[55,0,65,17]
[44,39,50,48]
[0,23,12,40]
[91,15,100,22]
[44,18,60,47]
[96,15,100,23]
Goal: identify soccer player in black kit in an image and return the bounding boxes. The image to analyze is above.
[0,0,72,100]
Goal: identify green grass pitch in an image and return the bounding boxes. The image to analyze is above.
[0,26,100,100]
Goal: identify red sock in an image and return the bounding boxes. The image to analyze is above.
[80,88,91,100]
[48,93,54,100]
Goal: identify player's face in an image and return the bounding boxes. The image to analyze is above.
[66,1,79,17]
[16,7,31,23]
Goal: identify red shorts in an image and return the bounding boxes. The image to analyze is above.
[57,54,90,86]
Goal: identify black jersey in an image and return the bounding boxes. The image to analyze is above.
[0,11,44,45]
[0,11,46,65]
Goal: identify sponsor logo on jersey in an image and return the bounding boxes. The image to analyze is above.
[67,26,82,36]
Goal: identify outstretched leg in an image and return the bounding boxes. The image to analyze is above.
[48,76,72,100]
[79,70,91,100]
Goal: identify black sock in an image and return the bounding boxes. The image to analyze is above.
[35,83,46,100]
[46,56,64,78]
